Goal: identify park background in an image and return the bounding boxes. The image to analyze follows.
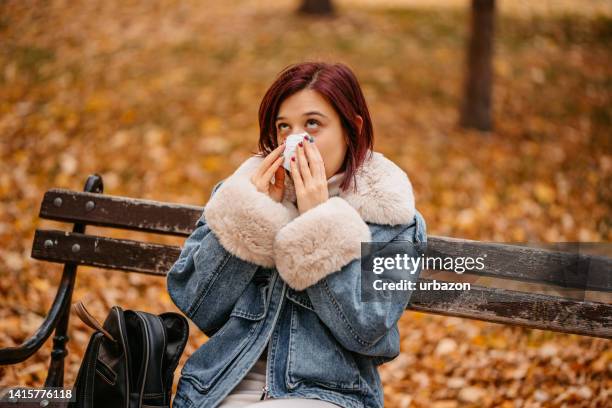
[0,0,610,406]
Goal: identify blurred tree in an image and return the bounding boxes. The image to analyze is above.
[460,0,496,131]
[298,0,335,16]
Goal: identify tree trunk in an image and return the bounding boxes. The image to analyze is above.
[460,0,495,131]
[298,0,335,16]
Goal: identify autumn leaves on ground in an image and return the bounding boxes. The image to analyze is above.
[0,0,610,407]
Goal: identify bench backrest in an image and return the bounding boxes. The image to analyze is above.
[32,187,612,339]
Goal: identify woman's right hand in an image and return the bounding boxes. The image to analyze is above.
[250,142,286,202]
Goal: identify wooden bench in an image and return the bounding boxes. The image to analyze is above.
[1,173,611,393]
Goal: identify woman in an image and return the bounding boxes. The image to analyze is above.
[167,61,427,408]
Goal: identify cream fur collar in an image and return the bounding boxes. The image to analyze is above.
[231,150,416,226]
[203,150,417,287]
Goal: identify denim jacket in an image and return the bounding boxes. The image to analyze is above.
[167,150,427,408]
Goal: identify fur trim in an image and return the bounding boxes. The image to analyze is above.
[204,157,299,267]
[204,150,416,283]
[341,151,416,225]
[281,151,415,226]
[273,197,372,290]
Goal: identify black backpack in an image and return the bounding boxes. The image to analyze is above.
[68,301,189,408]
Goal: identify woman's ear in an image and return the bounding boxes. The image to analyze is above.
[355,115,363,135]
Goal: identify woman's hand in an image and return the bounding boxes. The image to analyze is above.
[290,135,328,215]
[250,142,286,202]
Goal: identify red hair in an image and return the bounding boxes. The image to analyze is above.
[257,61,374,192]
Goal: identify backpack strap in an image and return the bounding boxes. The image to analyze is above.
[73,300,116,342]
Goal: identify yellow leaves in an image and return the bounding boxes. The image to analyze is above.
[434,338,458,356]
[439,190,455,207]
[120,109,137,125]
[84,92,112,113]
[145,127,167,147]
[0,316,23,344]
[494,58,511,77]
[472,335,486,347]
[30,277,50,292]
[0,173,11,197]
[197,136,231,155]
[509,226,526,241]
[590,350,612,372]
[488,335,508,349]
[2,250,25,271]
[458,386,489,404]
[477,193,498,212]
[59,152,78,175]
[456,209,476,229]
[410,311,425,320]
[200,155,224,172]
[200,116,222,135]
[533,182,556,204]
[16,362,48,384]
[159,290,172,306]
[48,103,80,130]
[12,150,29,164]
[470,331,508,349]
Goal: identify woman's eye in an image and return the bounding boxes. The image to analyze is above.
[306,119,320,129]
[278,124,289,132]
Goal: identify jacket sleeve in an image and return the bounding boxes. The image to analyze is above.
[203,160,299,268]
[166,180,261,337]
[273,196,373,291]
[301,210,427,358]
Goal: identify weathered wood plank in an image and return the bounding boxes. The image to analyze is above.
[40,189,202,236]
[426,237,612,291]
[31,229,180,276]
[408,279,612,339]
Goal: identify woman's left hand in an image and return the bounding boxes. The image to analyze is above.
[290,135,328,215]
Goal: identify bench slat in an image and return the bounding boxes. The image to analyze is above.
[409,279,611,339]
[31,230,611,339]
[32,229,180,276]
[428,237,612,291]
[40,189,202,236]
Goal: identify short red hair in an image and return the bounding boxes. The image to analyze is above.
[257,61,374,192]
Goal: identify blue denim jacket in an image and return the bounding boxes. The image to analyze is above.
[167,152,427,408]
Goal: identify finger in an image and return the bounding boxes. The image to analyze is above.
[272,163,285,190]
[257,142,286,177]
[289,157,304,194]
[262,156,283,184]
[311,139,327,181]
[302,137,324,181]
[296,142,312,185]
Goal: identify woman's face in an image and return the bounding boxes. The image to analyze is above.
[275,89,353,180]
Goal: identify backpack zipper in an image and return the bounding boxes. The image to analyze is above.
[136,314,150,408]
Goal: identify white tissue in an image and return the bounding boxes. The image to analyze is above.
[282,132,313,171]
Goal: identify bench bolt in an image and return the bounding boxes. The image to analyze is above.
[85,200,95,211]
[72,244,80,253]
[53,197,62,207]
[44,239,54,249]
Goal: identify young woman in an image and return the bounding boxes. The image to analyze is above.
[167,61,427,408]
